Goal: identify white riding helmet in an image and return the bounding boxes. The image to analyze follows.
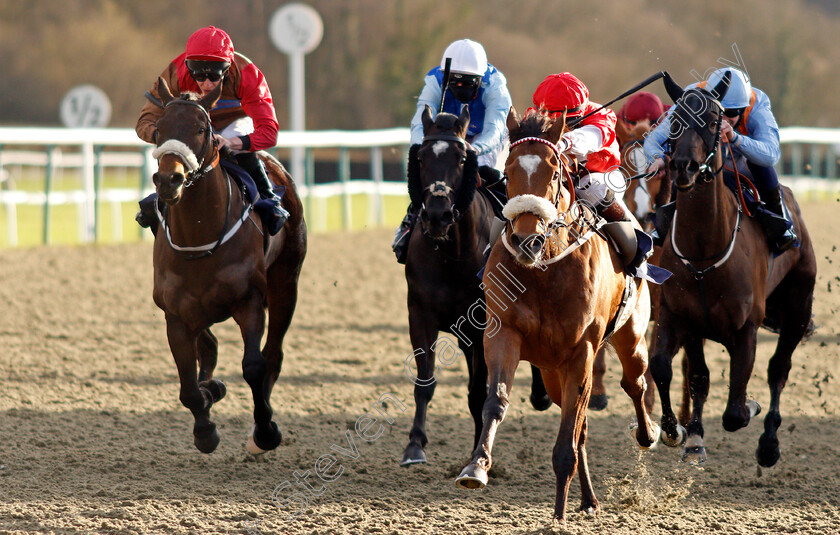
[440,39,488,76]
[708,67,752,109]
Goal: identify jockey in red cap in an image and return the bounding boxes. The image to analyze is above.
[136,26,288,236]
[531,72,652,275]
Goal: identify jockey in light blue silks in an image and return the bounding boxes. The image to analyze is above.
[392,39,512,264]
[643,67,798,252]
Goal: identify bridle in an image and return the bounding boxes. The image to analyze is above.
[156,99,220,187]
[668,89,726,186]
[419,132,469,231]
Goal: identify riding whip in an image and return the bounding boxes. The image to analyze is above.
[439,57,452,112]
[567,71,667,128]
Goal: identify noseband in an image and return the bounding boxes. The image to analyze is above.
[505,136,576,227]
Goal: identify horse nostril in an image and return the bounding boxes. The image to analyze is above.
[169,172,185,189]
[530,235,545,254]
[510,233,522,249]
[420,210,430,222]
[687,161,700,174]
[441,211,454,225]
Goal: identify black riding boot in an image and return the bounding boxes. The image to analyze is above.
[237,152,289,235]
[135,193,159,236]
[761,185,798,252]
[392,204,418,264]
[596,196,650,272]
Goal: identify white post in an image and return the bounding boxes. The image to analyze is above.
[289,52,305,186]
[81,141,95,242]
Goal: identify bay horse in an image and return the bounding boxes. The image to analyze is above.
[150,78,306,454]
[650,73,816,466]
[401,105,549,466]
[456,109,659,523]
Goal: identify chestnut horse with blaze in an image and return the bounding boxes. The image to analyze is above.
[456,109,659,523]
[150,78,306,454]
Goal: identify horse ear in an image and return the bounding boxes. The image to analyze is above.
[422,104,434,134]
[157,77,174,106]
[199,81,222,111]
[711,70,731,102]
[662,72,684,103]
[547,112,566,144]
[506,107,519,132]
[457,105,471,138]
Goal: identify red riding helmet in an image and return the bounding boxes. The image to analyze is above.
[185,26,235,63]
[532,73,590,118]
[621,91,665,124]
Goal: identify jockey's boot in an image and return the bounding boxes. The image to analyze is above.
[237,152,289,236]
[596,195,650,272]
[135,193,159,236]
[761,185,798,252]
[392,204,418,264]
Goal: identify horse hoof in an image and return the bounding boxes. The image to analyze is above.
[400,445,427,466]
[247,422,282,455]
[682,445,707,466]
[661,424,687,447]
[194,422,220,454]
[199,380,226,403]
[756,434,781,467]
[746,399,762,419]
[530,393,553,411]
[588,394,609,411]
[455,464,488,489]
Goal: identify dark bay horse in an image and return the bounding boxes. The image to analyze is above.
[650,74,816,466]
[456,109,659,523]
[151,78,306,454]
[401,105,549,466]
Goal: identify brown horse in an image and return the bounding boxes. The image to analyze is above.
[456,109,659,523]
[150,78,306,454]
[589,117,675,414]
[650,74,816,466]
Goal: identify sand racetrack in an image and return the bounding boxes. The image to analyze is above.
[0,200,839,535]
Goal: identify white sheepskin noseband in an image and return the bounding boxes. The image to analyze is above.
[502,194,558,224]
[152,140,199,172]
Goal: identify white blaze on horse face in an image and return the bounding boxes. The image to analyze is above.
[432,141,449,157]
[518,154,542,182]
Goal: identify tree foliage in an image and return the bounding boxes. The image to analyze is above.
[1,0,838,128]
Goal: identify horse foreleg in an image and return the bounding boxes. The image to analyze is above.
[649,304,686,447]
[233,294,280,455]
[166,314,221,453]
[464,338,488,450]
[721,322,759,433]
[456,329,520,489]
[401,308,438,465]
[681,335,710,464]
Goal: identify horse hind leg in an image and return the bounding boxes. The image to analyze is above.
[588,347,609,411]
[529,364,553,411]
[757,270,814,467]
[197,329,226,402]
[232,293,282,455]
[166,315,222,453]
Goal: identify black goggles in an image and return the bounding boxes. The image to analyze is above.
[724,108,744,118]
[450,74,480,87]
[186,59,230,82]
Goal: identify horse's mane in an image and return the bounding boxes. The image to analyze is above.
[508,113,554,144]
